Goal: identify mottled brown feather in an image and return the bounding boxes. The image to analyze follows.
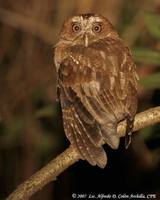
[57,34,138,167]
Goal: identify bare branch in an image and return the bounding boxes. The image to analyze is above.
[7,106,160,200]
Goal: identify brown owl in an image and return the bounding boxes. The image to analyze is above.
[54,13,138,168]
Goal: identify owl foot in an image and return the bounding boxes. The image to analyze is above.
[125,116,134,149]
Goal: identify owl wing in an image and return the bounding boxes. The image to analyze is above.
[58,39,138,168]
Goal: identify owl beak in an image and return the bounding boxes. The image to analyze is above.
[84,34,89,47]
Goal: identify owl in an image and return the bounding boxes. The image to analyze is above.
[54,13,138,168]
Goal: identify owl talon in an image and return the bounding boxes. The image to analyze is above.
[125,133,132,149]
[125,117,134,149]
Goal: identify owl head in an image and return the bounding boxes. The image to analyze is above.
[59,13,119,47]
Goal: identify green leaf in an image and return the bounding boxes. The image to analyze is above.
[144,12,160,40]
[36,105,54,118]
[133,48,160,65]
[140,72,160,88]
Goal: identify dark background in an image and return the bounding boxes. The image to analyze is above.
[0,0,160,199]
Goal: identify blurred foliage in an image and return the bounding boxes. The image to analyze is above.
[0,0,160,200]
[133,48,160,65]
[144,12,160,40]
[140,72,160,88]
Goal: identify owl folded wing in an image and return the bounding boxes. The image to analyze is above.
[58,43,137,168]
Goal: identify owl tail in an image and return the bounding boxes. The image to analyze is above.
[72,115,108,168]
[75,133,108,169]
[63,105,107,168]
[100,123,120,149]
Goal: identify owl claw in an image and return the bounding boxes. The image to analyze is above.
[125,116,134,149]
[125,133,132,149]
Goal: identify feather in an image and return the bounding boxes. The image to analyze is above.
[56,36,137,167]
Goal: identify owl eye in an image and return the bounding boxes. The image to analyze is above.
[72,23,81,32]
[92,24,102,33]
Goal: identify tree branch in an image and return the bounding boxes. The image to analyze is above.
[7,106,160,200]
